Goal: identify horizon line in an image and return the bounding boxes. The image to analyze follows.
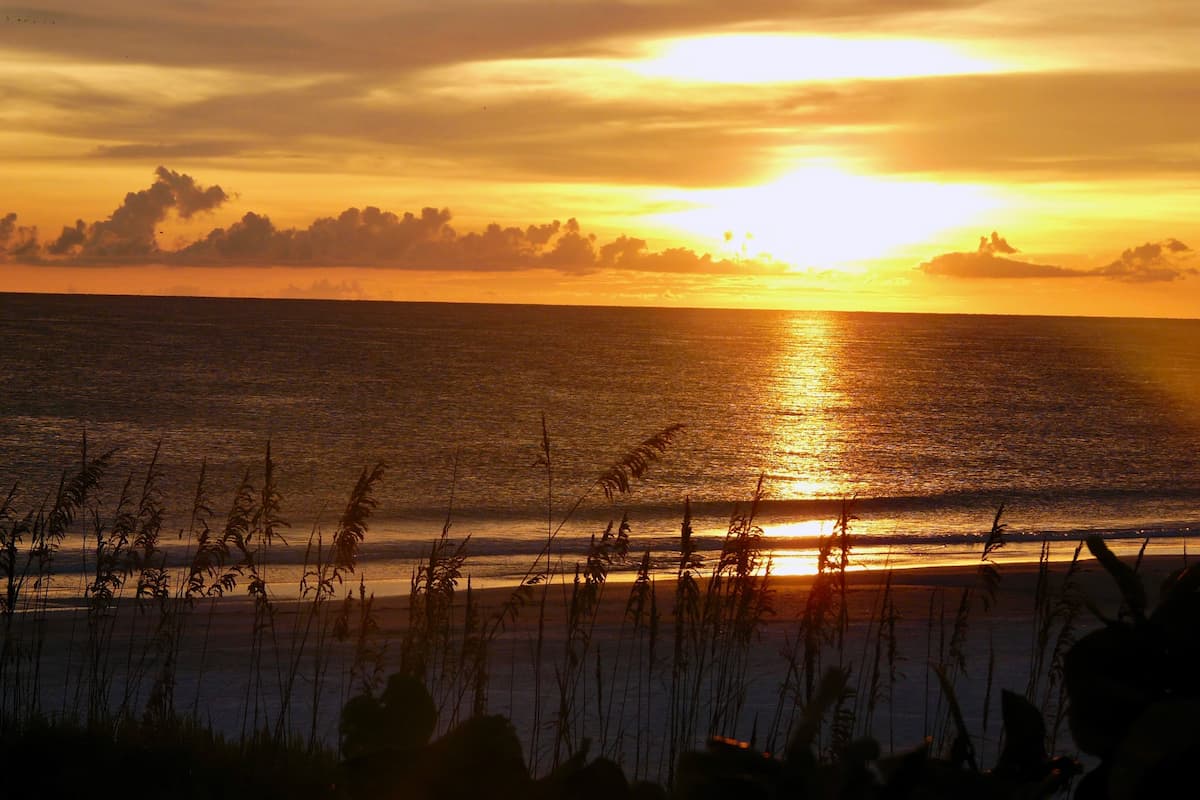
[4,288,1199,323]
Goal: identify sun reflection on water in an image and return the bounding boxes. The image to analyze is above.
[765,518,831,541]
[766,314,857,500]
[766,550,877,578]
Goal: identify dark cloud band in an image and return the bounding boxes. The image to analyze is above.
[3,168,778,276]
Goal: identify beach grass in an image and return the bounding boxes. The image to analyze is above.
[1,433,1197,798]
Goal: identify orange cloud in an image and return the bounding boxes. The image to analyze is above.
[279,278,372,300]
[10,168,776,276]
[1092,239,1194,283]
[2,1,976,75]
[920,235,1196,283]
[0,213,39,261]
[46,167,229,261]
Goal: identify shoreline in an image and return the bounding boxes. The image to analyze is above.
[335,534,1197,596]
[365,550,1189,618]
[25,538,1193,605]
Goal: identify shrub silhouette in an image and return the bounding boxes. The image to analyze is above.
[339,672,674,800]
[669,670,1076,800]
[340,672,437,758]
[341,672,531,799]
[1065,535,1200,799]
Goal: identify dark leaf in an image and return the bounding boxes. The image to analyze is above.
[1086,535,1146,621]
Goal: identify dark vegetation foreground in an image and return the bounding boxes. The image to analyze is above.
[2,436,1199,798]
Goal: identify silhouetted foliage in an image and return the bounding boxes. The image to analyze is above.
[7,434,1200,800]
[1065,536,1200,799]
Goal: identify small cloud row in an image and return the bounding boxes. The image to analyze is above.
[921,232,1195,283]
[1,167,777,276]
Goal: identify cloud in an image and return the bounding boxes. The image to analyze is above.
[279,279,371,300]
[920,251,1078,280]
[177,207,763,274]
[48,167,229,261]
[155,166,230,218]
[178,207,450,266]
[3,1,980,76]
[838,70,1200,180]
[6,2,1200,193]
[50,76,780,188]
[184,208,788,275]
[977,231,1016,255]
[1091,238,1196,283]
[0,213,41,262]
[537,219,598,273]
[91,141,251,160]
[20,169,775,276]
[15,51,1200,189]
[920,234,1196,283]
[599,234,784,274]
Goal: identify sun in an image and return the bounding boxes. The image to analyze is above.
[651,162,1003,269]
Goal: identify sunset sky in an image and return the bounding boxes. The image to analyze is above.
[3,0,1200,316]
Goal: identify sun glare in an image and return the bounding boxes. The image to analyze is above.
[428,33,1010,102]
[629,34,1006,84]
[653,164,1002,268]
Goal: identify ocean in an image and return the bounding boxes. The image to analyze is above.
[3,292,1199,591]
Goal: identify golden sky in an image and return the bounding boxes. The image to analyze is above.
[3,0,1200,316]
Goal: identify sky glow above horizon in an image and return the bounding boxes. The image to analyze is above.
[628,35,1008,83]
[3,0,1200,316]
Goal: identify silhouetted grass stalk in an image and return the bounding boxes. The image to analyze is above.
[4,429,1185,793]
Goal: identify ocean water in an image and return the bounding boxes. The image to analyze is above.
[3,292,1199,590]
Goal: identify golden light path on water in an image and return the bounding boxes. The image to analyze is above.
[761,520,831,578]
[741,315,1200,579]
[767,313,853,499]
[753,314,853,577]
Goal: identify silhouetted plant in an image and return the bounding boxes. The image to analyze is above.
[338,574,385,700]
[666,497,703,782]
[279,461,386,743]
[6,432,1197,799]
[767,498,855,759]
[553,514,630,761]
[401,512,469,704]
[860,568,901,749]
[675,667,1077,800]
[607,547,658,777]
[478,420,684,772]
[1065,535,1200,799]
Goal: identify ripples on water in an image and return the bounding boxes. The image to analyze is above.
[3,293,1200,586]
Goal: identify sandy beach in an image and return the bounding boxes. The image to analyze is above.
[4,548,1185,785]
[354,552,1187,767]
